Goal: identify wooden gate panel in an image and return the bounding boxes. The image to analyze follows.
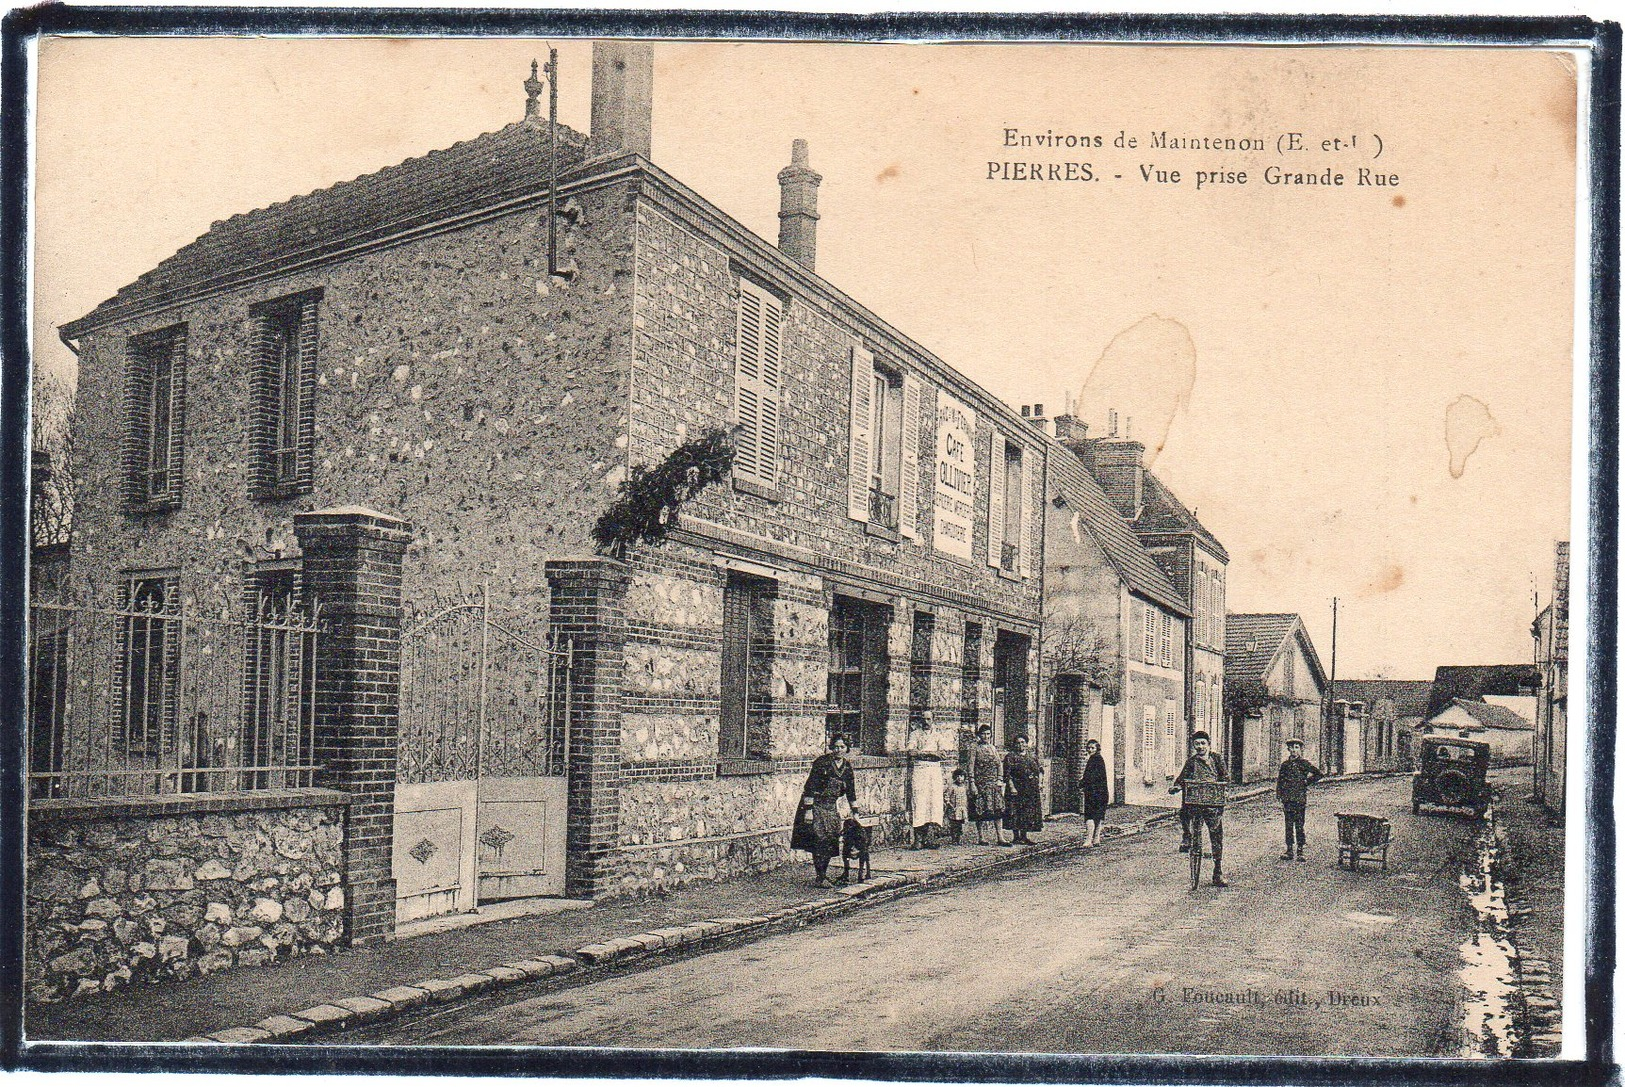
[393,780,477,924]
[477,776,568,899]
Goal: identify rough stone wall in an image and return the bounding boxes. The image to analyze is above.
[600,196,1045,896]
[26,802,346,1004]
[65,178,638,624]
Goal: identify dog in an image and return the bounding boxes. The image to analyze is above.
[840,816,873,884]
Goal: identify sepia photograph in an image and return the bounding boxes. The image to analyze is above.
[8,16,1611,1074]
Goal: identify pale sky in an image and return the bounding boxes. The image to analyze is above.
[33,38,1582,678]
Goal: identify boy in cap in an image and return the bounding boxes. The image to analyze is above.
[1170,731,1228,887]
[1277,737,1324,860]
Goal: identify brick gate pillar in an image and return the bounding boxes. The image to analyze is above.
[294,507,412,945]
[546,557,629,898]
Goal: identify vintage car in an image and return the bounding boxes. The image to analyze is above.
[1411,736,1493,817]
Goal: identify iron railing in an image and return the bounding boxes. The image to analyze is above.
[28,592,321,801]
[869,486,899,531]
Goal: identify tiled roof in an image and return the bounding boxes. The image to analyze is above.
[1224,613,1299,683]
[1426,664,1540,720]
[1224,612,1327,691]
[1332,679,1434,718]
[65,119,589,335]
[1432,697,1535,732]
[1135,470,1228,562]
[1046,445,1190,617]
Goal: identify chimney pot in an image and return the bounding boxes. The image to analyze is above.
[777,139,823,270]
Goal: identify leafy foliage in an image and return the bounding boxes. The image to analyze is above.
[32,375,76,550]
[592,427,737,559]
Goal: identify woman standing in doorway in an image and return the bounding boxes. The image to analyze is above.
[791,735,857,886]
[1081,738,1110,846]
[1003,734,1045,845]
[967,724,1008,845]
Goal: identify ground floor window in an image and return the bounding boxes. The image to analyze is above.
[827,597,889,754]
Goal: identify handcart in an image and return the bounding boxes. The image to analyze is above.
[1334,812,1391,871]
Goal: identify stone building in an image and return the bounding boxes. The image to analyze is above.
[1049,417,1228,762]
[1533,542,1569,813]
[33,43,1054,998]
[1330,679,1433,774]
[1041,431,1190,809]
[1223,613,1328,783]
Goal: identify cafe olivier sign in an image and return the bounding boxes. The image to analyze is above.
[934,388,977,561]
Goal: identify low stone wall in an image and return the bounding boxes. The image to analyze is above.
[25,790,351,1004]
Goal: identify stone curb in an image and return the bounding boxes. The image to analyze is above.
[190,787,1279,1045]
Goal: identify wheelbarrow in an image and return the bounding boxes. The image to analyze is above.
[1334,812,1391,871]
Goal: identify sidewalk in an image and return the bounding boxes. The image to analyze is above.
[27,788,1271,1045]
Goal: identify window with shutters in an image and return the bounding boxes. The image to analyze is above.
[868,364,903,531]
[123,325,187,511]
[1142,604,1156,663]
[720,573,774,761]
[909,612,934,727]
[733,279,783,494]
[1164,699,1177,746]
[1160,611,1173,668]
[250,292,320,498]
[1140,704,1156,774]
[1000,442,1022,572]
[116,574,179,754]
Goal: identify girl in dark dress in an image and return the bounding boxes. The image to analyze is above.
[1081,738,1110,846]
[1002,734,1045,844]
[791,735,858,886]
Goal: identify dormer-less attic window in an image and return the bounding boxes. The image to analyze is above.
[250,290,321,498]
[123,324,187,512]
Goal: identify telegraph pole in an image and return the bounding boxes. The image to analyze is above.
[1326,597,1339,773]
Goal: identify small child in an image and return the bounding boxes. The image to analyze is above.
[945,769,970,844]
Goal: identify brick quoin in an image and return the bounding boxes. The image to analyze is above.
[547,557,630,898]
[295,506,412,944]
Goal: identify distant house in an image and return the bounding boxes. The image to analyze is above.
[1533,542,1569,813]
[1425,664,1540,720]
[1223,613,1329,783]
[1420,698,1535,764]
[1332,679,1433,773]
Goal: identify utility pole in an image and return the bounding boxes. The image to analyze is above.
[1326,597,1339,773]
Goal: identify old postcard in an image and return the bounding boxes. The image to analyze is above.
[13,20,1608,1073]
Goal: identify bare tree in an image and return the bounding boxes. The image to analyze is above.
[32,374,76,550]
[1041,612,1118,704]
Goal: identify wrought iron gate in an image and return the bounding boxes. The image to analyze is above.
[393,586,571,924]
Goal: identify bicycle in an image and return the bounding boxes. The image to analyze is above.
[1173,779,1228,891]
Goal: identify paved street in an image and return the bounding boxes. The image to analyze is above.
[345,774,1482,1056]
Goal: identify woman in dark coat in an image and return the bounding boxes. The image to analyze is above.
[791,734,858,886]
[1002,734,1045,844]
[1081,738,1110,847]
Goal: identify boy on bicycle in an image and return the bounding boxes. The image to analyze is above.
[1171,730,1228,888]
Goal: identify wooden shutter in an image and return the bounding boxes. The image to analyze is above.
[986,429,1004,567]
[163,330,187,506]
[847,345,874,522]
[899,373,922,540]
[1143,605,1155,662]
[735,280,782,489]
[1017,445,1033,577]
[294,294,320,492]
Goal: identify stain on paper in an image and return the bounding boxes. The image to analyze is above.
[876,163,901,184]
[1444,395,1501,479]
[1072,315,1197,468]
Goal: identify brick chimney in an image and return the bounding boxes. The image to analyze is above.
[589,41,653,160]
[1091,439,1146,520]
[1053,414,1089,446]
[777,139,822,270]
